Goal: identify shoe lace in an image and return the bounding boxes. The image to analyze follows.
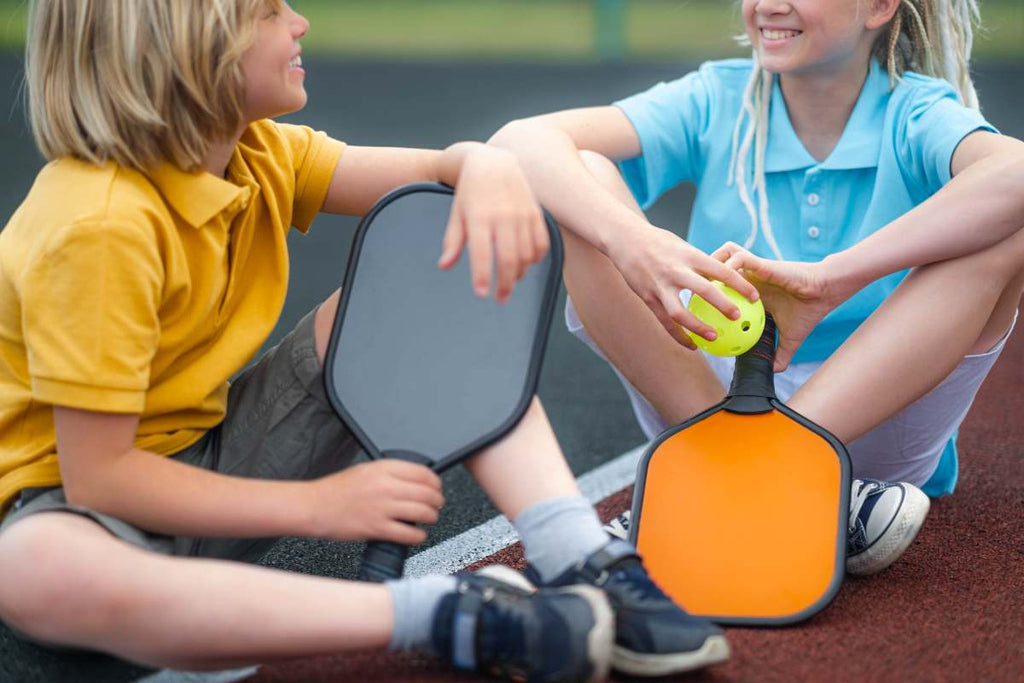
[848,480,882,532]
[606,561,668,603]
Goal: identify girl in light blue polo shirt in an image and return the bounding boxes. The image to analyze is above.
[491,0,1023,578]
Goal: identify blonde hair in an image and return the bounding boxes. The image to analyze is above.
[26,0,279,173]
[728,0,981,260]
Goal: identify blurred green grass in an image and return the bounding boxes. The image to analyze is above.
[0,0,1020,61]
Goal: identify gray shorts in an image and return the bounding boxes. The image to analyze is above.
[0,309,361,564]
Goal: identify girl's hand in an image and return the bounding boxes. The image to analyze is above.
[712,242,853,371]
[308,460,445,545]
[605,226,761,349]
[438,147,550,304]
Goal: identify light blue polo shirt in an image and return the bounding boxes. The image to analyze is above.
[614,58,996,496]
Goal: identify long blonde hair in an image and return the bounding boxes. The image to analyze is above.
[727,0,981,260]
[26,0,279,173]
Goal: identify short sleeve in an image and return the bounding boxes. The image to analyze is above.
[613,69,712,209]
[20,221,163,413]
[275,123,347,232]
[895,78,997,193]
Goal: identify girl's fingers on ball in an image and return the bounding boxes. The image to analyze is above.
[666,298,717,343]
[693,280,742,321]
[653,304,699,349]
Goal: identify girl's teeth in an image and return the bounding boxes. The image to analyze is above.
[289,55,302,68]
[761,29,800,40]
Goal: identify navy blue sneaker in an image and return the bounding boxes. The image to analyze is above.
[526,540,730,677]
[847,478,930,576]
[432,565,614,682]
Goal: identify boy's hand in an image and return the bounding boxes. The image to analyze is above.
[438,146,550,304]
[712,242,853,371]
[604,226,760,349]
[309,460,445,545]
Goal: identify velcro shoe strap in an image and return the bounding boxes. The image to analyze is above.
[576,539,639,583]
[452,585,484,670]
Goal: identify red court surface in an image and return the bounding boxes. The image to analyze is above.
[251,306,1023,683]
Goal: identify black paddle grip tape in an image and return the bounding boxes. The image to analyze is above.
[358,451,433,582]
[726,314,778,413]
[359,541,410,582]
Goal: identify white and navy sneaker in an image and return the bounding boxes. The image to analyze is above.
[431,565,614,682]
[603,477,930,579]
[603,511,631,542]
[525,540,730,677]
[846,478,930,576]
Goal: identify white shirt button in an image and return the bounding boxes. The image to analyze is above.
[807,193,820,206]
[808,226,821,238]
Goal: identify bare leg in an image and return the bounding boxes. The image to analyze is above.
[0,513,393,670]
[564,152,727,426]
[462,397,582,520]
[790,227,1024,444]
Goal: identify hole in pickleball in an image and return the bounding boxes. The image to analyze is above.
[741,321,751,332]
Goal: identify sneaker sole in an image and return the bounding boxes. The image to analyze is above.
[476,566,614,683]
[563,584,615,683]
[847,485,931,576]
[612,633,731,677]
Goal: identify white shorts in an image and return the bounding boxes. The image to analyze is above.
[565,298,1017,490]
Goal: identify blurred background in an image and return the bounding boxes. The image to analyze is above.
[0,0,1021,61]
[0,6,1022,680]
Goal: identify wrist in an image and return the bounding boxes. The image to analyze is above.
[596,211,648,260]
[819,251,873,302]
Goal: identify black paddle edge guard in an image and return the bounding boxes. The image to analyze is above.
[628,398,853,627]
[725,314,778,414]
[323,182,564,582]
[324,181,564,472]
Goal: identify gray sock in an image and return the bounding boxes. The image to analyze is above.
[513,495,610,582]
[386,574,459,652]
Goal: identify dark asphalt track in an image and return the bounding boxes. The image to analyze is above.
[0,57,1022,682]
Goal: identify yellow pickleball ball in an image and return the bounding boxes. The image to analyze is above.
[685,281,765,356]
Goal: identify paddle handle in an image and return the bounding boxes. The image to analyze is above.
[358,451,434,582]
[725,314,778,413]
[359,541,410,582]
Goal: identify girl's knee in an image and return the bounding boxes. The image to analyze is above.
[313,288,343,366]
[578,149,621,185]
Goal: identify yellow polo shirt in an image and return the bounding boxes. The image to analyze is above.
[0,120,346,511]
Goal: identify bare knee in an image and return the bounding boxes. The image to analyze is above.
[579,149,619,182]
[0,514,137,645]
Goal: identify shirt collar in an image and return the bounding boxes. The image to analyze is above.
[764,59,888,173]
[147,154,253,228]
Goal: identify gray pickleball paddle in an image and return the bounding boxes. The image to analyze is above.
[324,182,563,581]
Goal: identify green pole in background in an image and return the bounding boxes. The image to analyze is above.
[596,0,627,61]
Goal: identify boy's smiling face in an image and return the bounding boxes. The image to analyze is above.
[241,1,310,121]
[742,0,895,77]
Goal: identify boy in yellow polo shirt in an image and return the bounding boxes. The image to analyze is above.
[0,1,729,679]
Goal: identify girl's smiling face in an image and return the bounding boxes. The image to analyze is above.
[241,1,310,121]
[742,0,895,77]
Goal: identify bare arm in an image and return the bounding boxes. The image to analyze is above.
[488,107,646,255]
[712,131,1024,370]
[489,108,759,344]
[55,407,444,544]
[319,142,550,304]
[824,131,1024,291]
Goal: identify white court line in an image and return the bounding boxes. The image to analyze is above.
[137,668,259,683]
[137,442,647,683]
[405,442,647,577]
